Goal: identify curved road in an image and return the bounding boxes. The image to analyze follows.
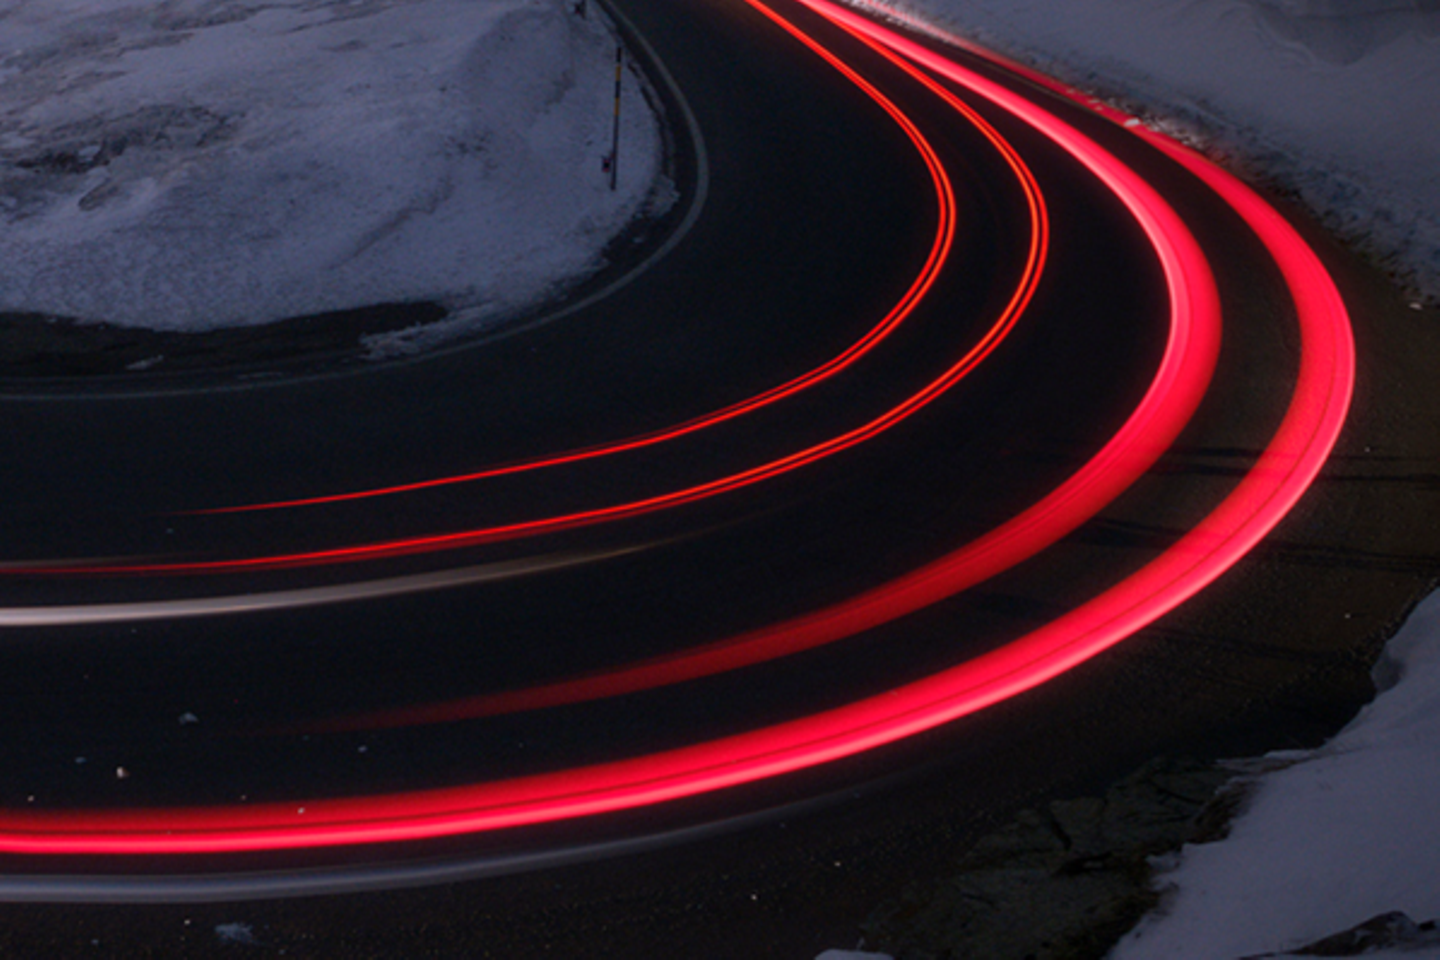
[0,0,1409,954]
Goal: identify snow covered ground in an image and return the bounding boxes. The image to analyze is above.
[842,0,1440,301]
[1110,589,1440,959]
[0,0,663,337]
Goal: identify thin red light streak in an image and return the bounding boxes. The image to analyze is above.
[70,300,1031,574]
[18,20,1048,579]
[193,7,962,519]
[310,10,1209,733]
[0,0,1352,855]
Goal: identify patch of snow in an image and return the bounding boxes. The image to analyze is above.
[0,0,661,331]
[842,0,1440,299]
[1108,587,1440,959]
[214,921,261,945]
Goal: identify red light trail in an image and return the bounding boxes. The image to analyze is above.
[189,0,968,520]
[0,0,1352,860]
[1,0,1046,581]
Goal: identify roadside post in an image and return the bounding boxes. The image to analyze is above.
[610,44,622,190]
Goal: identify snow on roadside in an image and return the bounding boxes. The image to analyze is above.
[840,0,1440,300]
[0,0,663,333]
[1105,587,1440,958]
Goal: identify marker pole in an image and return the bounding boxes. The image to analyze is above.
[610,45,622,191]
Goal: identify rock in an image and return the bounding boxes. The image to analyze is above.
[1240,911,1440,957]
[861,757,1234,960]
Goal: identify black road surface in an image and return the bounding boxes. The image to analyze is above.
[0,0,1434,956]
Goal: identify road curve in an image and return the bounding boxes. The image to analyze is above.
[0,0,1352,900]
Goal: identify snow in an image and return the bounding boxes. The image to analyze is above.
[840,0,1440,299]
[0,0,663,333]
[1106,588,1440,958]
[213,922,260,945]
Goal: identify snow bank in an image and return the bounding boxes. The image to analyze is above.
[0,0,662,331]
[842,0,1440,299]
[1108,587,1440,959]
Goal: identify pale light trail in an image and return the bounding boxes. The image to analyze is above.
[0,548,643,628]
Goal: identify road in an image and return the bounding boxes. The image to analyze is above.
[0,0,1428,955]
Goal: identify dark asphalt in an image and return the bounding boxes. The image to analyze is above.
[0,0,1164,804]
[1,0,1437,957]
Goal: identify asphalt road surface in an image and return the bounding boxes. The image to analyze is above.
[0,0,1436,956]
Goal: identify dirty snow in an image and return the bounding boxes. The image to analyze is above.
[842,0,1440,299]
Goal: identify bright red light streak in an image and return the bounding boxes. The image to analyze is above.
[0,0,1352,856]
[310,8,1218,732]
